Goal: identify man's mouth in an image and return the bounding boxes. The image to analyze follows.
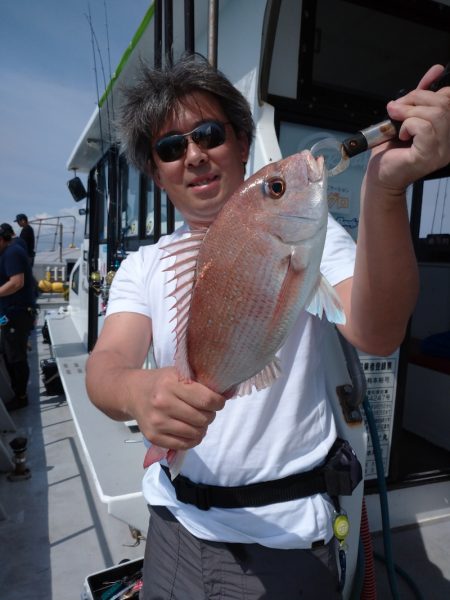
[188,175,219,187]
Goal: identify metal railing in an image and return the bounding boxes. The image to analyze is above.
[30,216,77,261]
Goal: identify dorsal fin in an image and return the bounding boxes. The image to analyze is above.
[161,229,208,380]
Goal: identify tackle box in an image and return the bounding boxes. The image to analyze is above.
[81,557,144,600]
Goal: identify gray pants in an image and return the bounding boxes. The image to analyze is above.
[140,505,342,599]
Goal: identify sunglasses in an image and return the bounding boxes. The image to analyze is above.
[154,120,229,162]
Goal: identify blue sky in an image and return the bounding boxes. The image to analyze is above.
[0,0,150,249]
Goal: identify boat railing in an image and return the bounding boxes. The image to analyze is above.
[30,215,77,260]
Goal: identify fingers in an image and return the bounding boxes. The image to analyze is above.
[370,79,450,189]
[152,384,219,429]
[416,64,445,91]
[387,87,450,120]
[386,87,450,151]
[134,367,226,451]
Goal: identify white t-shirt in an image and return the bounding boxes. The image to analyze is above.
[106,214,356,549]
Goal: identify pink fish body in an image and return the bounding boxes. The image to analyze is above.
[144,151,345,476]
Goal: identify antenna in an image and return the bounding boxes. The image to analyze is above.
[103,0,115,122]
[85,4,113,149]
[86,3,105,155]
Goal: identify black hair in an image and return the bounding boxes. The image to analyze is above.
[117,53,255,174]
[0,225,12,241]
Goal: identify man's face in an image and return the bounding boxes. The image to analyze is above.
[151,91,249,228]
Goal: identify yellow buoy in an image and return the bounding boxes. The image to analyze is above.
[38,280,53,292]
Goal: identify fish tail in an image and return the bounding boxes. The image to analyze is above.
[142,446,187,480]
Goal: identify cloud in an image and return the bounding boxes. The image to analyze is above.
[0,0,151,232]
[0,69,94,224]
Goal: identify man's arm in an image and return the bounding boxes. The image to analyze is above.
[0,273,24,297]
[335,65,450,356]
[85,312,152,420]
[86,311,225,451]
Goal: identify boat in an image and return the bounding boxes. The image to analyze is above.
[1,1,450,597]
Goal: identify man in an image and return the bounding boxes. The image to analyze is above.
[14,213,35,266]
[85,55,450,598]
[0,222,27,252]
[0,224,36,410]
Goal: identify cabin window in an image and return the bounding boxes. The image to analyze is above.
[96,161,109,243]
[121,164,140,238]
[419,179,449,240]
[160,191,169,236]
[71,265,80,295]
[414,177,450,263]
[145,177,155,239]
[267,0,450,132]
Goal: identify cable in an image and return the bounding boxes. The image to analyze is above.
[363,395,400,599]
[373,551,425,600]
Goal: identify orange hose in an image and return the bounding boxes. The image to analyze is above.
[360,497,377,599]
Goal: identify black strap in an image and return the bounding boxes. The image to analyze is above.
[161,438,362,511]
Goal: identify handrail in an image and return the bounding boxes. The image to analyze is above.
[30,216,77,260]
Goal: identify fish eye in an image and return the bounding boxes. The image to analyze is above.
[264,177,285,199]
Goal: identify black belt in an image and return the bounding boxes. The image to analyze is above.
[161,437,362,511]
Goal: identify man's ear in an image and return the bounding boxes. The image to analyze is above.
[149,161,163,190]
[238,132,250,165]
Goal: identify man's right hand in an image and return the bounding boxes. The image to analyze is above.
[126,365,226,451]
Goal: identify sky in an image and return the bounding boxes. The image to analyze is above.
[1,1,448,252]
[0,0,151,250]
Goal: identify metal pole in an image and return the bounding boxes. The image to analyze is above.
[59,223,63,262]
[208,0,218,68]
[184,0,195,53]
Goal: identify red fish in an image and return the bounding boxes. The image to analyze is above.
[144,151,345,476]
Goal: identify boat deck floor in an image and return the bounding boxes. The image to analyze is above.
[1,310,449,599]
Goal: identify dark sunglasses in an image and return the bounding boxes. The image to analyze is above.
[154,120,229,163]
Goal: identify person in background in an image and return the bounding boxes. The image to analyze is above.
[1,222,39,350]
[85,55,450,599]
[0,224,37,410]
[14,214,35,266]
[0,222,27,252]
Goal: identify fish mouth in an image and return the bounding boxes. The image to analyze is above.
[280,220,326,244]
[277,213,317,222]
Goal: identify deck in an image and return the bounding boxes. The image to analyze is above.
[0,305,143,599]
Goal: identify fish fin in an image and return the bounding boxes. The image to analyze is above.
[143,446,186,480]
[161,229,208,380]
[143,444,169,469]
[235,358,282,397]
[306,275,346,324]
[167,449,187,480]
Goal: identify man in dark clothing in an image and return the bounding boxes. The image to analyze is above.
[14,213,35,266]
[0,224,37,410]
[0,222,27,252]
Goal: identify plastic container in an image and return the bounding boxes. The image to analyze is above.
[81,557,144,600]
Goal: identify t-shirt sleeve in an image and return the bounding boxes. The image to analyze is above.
[106,249,152,319]
[320,213,356,287]
[5,246,28,277]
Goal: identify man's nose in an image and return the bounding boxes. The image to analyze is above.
[184,138,208,166]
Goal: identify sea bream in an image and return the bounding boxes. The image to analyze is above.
[144,150,345,475]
